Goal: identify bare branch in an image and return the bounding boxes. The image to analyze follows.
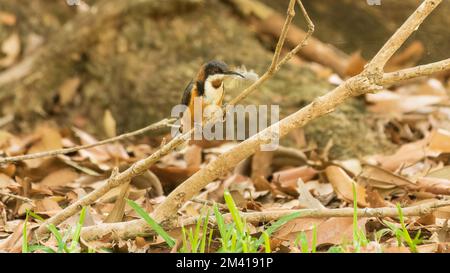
[0,118,174,165]
[365,0,442,74]
[381,58,450,85]
[80,199,450,241]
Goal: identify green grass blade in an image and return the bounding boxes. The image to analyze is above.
[298,232,309,253]
[396,203,417,252]
[213,204,226,239]
[22,210,30,253]
[27,210,45,222]
[47,224,65,252]
[69,206,87,252]
[28,245,56,253]
[262,231,271,253]
[224,191,244,235]
[207,228,214,253]
[311,224,317,253]
[180,226,188,253]
[126,199,175,247]
[265,212,302,236]
[352,182,360,252]
[200,209,210,253]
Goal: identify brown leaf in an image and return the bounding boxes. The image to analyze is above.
[35,198,62,216]
[427,128,450,154]
[184,145,202,169]
[58,77,80,106]
[73,127,110,166]
[275,217,366,246]
[417,177,450,195]
[25,125,63,169]
[367,90,444,114]
[297,179,325,209]
[39,168,79,188]
[0,11,16,26]
[345,50,366,77]
[0,163,15,177]
[358,164,415,189]
[325,165,368,207]
[373,139,428,171]
[272,166,317,186]
[103,110,116,138]
[251,151,273,180]
[0,173,15,189]
[366,187,392,208]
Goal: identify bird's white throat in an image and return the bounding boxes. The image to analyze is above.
[204,74,224,105]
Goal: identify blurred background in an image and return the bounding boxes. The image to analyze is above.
[0,0,449,158]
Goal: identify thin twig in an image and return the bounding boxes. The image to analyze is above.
[0,118,174,165]
[381,58,450,84]
[0,191,33,203]
[80,199,450,241]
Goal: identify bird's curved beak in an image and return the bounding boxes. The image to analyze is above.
[224,71,245,78]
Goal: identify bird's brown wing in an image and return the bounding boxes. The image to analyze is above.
[181,80,194,106]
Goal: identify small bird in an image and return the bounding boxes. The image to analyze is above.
[180,60,244,132]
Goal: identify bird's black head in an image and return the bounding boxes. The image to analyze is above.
[203,60,229,78]
[197,60,244,82]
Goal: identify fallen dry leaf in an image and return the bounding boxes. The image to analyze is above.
[25,125,63,169]
[373,139,428,171]
[367,91,444,114]
[39,168,79,189]
[0,11,16,26]
[427,128,450,154]
[417,177,450,195]
[344,50,366,77]
[272,166,317,186]
[297,179,325,209]
[251,151,273,180]
[184,145,202,169]
[275,217,366,247]
[358,164,415,189]
[103,110,116,138]
[325,165,368,207]
[58,77,80,106]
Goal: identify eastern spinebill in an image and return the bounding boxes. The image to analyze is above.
[180,60,244,133]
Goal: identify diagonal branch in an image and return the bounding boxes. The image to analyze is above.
[365,0,441,74]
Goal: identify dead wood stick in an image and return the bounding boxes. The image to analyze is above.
[34,0,314,238]
[79,0,446,241]
[381,58,450,84]
[0,191,33,203]
[0,118,174,165]
[80,199,450,241]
